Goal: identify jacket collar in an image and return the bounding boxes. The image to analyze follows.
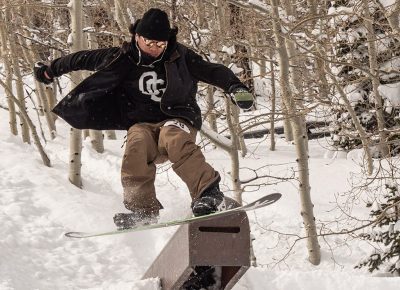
[124,32,179,66]
[168,49,180,62]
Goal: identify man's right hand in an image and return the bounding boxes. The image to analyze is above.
[34,62,54,85]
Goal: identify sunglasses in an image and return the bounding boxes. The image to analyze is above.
[140,36,168,49]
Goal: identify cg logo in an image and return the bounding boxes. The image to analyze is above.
[139,71,166,102]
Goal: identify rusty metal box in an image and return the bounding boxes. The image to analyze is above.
[142,211,250,289]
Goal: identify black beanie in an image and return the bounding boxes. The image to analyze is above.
[135,8,170,41]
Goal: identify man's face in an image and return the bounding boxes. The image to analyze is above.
[135,34,168,58]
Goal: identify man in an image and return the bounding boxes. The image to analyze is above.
[34,8,253,229]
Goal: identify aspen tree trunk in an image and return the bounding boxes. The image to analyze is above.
[206,0,225,134]
[206,86,218,132]
[312,3,330,104]
[36,4,58,119]
[5,8,30,143]
[269,49,276,151]
[216,6,249,156]
[49,6,60,112]
[170,0,178,25]
[88,130,104,153]
[0,13,17,135]
[272,7,293,144]
[16,15,57,139]
[282,0,308,151]
[69,127,83,187]
[327,71,374,175]
[19,3,52,120]
[19,32,44,116]
[104,36,121,140]
[226,100,242,204]
[68,0,84,188]
[35,82,57,139]
[385,1,400,36]
[270,0,321,265]
[259,60,266,78]
[85,14,104,153]
[232,105,247,157]
[196,0,206,27]
[315,56,330,102]
[228,4,253,91]
[282,0,301,91]
[200,108,243,204]
[362,0,390,156]
[114,0,130,36]
[258,34,267,78]
[271,10,293,145]
[214,53,249,157]
[83,130,89,139]
[216,0,227,33]
[282,105,294,141]
[0,79,51,167]
[319,44,374,174]
[105,131,117,140]
[44,86,57,120]
[307,0,318,18]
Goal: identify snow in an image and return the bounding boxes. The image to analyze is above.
[380,57,400,81]
[2,94,400,288]
[379,0,396,7]
[228,63,244,74]
[342,84,364,105]
[235,269,400,290]
[221,45,236,56]
[379,82,400,109]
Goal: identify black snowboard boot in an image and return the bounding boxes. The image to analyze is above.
[113,209,158,230]
[181,266,217,290]
[191,184,226,217]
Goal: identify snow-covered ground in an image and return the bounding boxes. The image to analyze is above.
[2,106,400,289]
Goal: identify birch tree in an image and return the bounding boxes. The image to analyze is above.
[84,10,104,153]
[5,7,30,143]
[281,0,309,150]
[113,0,131,36]
[0,78,51,167]
[327,1,399,156]
[269,0,321,265]
[362,0,389,156]
[269,48,277,151]
[17,10,57,139]
[68,0,84,187]
[379,0,400,37]
[0,11,17,135]
[228,3,253,91]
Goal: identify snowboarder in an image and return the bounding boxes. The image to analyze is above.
[34,8,254,229]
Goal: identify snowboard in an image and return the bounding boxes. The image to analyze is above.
[65,193,281,239]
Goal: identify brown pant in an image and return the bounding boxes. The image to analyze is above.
[121,119,220,214]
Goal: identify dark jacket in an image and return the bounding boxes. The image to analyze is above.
[50,37,245,130]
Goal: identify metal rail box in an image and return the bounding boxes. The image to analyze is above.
[142,211,250,289]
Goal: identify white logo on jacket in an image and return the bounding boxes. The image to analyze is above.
[139,71,166,102]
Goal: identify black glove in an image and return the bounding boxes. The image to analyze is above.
[231,87,254,110]
[34,62,54,85]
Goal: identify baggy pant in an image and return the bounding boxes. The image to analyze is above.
[121,119,220,215]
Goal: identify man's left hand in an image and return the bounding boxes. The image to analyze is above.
[232,88,254,110]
